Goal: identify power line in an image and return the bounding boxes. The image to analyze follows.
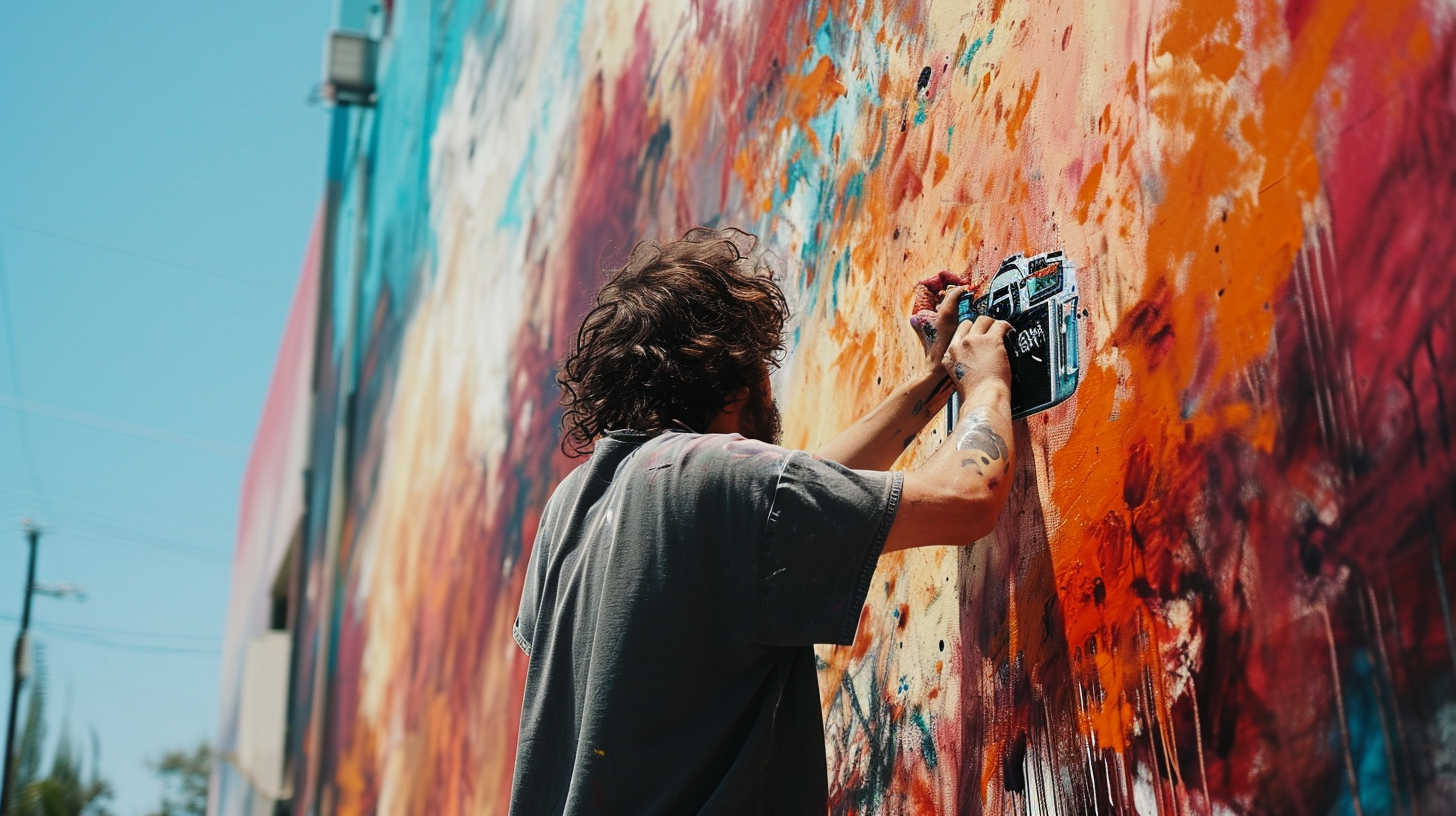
[55,513,231,560]
[0,612,219,644]
[35,494,229,542]
[0,232,52,518]
[0,481,238,560]
[28,628,219,656]
[19,481,231,532]
[42,537,227,575]
[58,524,231,565]
[6,511,234,570]
[0,219,288,292]
[0,393,246,459]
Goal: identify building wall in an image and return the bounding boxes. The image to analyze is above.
[213,215,321,816]
[226,0,1456,813]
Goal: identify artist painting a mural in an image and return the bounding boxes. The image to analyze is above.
[511,226,1027,812]
[213,0,1456,813]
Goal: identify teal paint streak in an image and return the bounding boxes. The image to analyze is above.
[814,15,836,56]
[497,138,537,232]
[331,110,372,360]
[1333,649,1400,816]
[959,28,994,71]
[912,710,939,769]
[838,171,866,221]
[828,247,851,316]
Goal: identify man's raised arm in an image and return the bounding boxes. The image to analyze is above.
[884,315,1015,550]
[814,286,965,470]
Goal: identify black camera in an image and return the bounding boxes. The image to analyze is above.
[955,251,1082,420]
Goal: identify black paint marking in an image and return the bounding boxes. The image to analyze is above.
[917,66,932,92]
[927,376,953,402]
[1003,731,1028,792]
[1427,335,1450,452]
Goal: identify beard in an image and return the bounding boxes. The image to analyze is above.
[739,382,783,446]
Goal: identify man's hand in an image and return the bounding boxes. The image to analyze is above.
[910,272,976,377]
[943,314,1013,402]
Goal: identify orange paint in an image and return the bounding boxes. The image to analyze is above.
[1046,0,1362,754]
[1074,161,1104,224]
[1004,72,1040,150]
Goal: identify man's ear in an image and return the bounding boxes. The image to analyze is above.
[705,387,752,436]
[720,387,750,414]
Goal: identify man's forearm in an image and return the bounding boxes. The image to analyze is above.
[814,370,956,470]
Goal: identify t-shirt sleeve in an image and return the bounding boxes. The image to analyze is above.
[513,508,552,657]
[750,451,903,647]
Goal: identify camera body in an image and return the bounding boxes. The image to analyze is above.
[957,251,1082,419]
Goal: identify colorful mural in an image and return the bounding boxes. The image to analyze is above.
[218,0,1456,813]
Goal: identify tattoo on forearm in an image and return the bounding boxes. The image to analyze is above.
[955,408,1009,472]
[922,324,938,346]
[911,375,954,417]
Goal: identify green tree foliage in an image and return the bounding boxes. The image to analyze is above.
[144,743,210,816]
[6,650,113,816]
[11,650,47,809]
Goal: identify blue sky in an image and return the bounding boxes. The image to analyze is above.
[0,1,331,812]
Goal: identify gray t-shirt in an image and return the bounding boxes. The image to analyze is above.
[510,429,902,815]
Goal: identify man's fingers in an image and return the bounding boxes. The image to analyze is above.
[971,314,995,335]
[951,317,975,345]
[935,286,964,331]
[937,286,964,317]
[988,319,1014,341]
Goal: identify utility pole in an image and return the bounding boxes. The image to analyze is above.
[0,522,38,816]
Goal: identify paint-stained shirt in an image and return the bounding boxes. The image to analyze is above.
[509,429,902,815]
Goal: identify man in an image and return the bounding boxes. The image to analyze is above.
[511,227,1015,814]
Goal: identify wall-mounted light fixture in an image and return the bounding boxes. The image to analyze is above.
[324,31,378,106]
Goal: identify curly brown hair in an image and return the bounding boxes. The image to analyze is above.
[558,227,789,456]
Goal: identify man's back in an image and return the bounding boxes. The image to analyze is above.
[510,429,900,814]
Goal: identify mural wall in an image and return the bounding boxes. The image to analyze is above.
[220,0,1456,813]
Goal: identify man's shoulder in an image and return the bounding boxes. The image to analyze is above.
[538,462,592,525]
[637,431,794,480]
[551,459,591,494]
[546,432,796,507]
